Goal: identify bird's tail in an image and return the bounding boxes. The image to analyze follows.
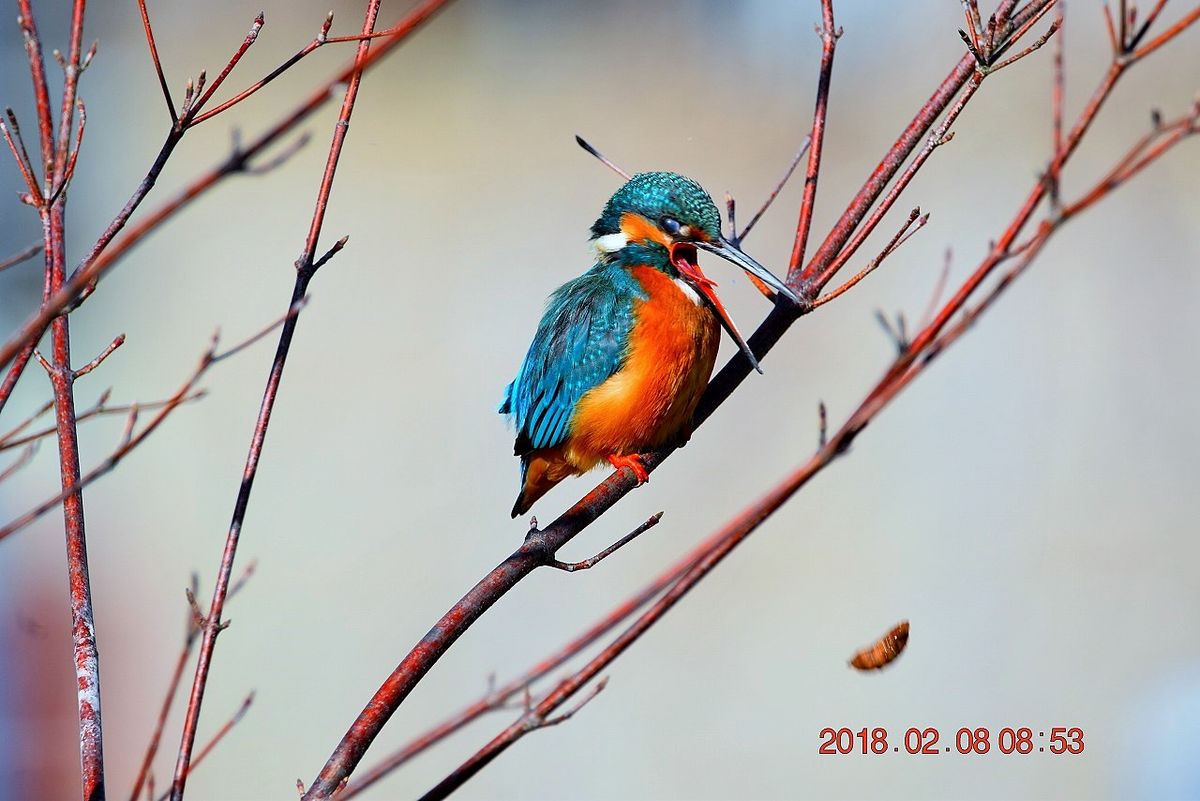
[511,452,569,518]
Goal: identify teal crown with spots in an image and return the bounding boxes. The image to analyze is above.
[590,172,723,241]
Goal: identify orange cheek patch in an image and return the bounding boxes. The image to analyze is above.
[619,212,672,249]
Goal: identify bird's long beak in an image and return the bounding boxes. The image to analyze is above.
[693,236,801,306]
[671,243,763,373]
[672,237,798,374]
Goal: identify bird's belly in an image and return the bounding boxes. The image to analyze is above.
[564,266,719,470]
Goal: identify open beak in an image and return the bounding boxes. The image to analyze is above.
[673,237,799,374]
[671,243,762,373]
[694,236,801,306]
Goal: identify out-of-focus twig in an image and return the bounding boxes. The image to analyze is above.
[174,2,384,797]
[0,309,298,545]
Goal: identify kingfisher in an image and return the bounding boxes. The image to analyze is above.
[500,171,798,518]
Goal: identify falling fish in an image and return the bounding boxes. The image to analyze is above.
[849,620,910,671]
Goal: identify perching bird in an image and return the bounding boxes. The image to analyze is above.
[499,171,798,517]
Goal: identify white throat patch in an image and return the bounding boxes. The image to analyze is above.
[593,231,628,255]
[674,278,704,306]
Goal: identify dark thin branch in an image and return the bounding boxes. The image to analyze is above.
[46,99,86,208]
[418,680,609,801]
[549,513,663,572]
[128,564,256,801]
[173,3,384,798]
[0,313,293,545]
[73,333,124,379]
[0,391,204,453]
[732,139,810,247]
[985,0,1059,67]
[917,249,954,331]
[573,135,632,181]
[1129,0,1169,49]
[0,443,37,484]
[339,546,701,800]
[0,0,456,378]
[136,0,177,124]
[188,11,427,127]
[0,242,42,272]
[152,693,255,801]
[2,108,44,204]
[817,401,827,448]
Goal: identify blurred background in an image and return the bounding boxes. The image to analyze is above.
[0,1,1198,799]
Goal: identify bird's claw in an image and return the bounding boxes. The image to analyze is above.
[607,453,649,484]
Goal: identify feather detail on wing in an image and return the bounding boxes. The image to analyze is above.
[500,264,643,456]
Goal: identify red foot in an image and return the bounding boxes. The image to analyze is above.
[607,453,649,484]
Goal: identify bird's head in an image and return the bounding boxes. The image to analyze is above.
[590,171,798,372]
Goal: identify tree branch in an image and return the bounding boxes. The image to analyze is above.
[301,3,1198,796]
[170,2,384,797]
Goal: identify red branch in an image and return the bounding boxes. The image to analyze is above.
[786,0,839,280]
[0,0,456,400]
[167,2,382,799]
[0,309,297,545]
[300,1,1200,796]
[418,93,1200,801]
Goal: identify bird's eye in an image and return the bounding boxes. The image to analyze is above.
[661,217,682,236]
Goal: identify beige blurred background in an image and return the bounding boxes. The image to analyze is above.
[1,1,1198,799]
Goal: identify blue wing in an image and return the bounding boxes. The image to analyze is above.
[500,264,644,456]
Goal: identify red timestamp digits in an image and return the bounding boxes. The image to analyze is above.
[818,726,1084,755]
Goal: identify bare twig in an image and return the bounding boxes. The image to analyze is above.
[417,680,609,801]
[573,135,632,180]
[731,139,810,246]
[2,109,44,204]
[810,208,928,310]
[0,0,456,382]
[136,0,177,123]
[73,334,125,379]
[549,513,663,572]
[817,400,828,448]
[0,242,42,272]
[173,3,384,798]
[917,249,954,331]
[186,14,266,126]
[0,392,203,453]
[986,0,1059,66]
[14,2,54,183]
[990,18,1062,71]
[151,693,255,801]
[128,564,256,801]
[46,99,86,208]
[787,1,840,280]
[0,443,37,484]
[339,546,702,800]
[0,313,295,545]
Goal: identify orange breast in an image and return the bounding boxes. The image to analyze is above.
[563,265,719,471]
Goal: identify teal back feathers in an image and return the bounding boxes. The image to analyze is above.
[500,264,645,456]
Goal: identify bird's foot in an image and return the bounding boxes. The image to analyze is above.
[607,453,649,484]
